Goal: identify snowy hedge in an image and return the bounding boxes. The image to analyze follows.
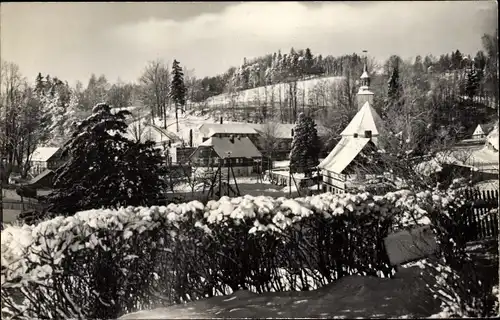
[0,186,481,319]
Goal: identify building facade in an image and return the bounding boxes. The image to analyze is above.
[318,64,387,194]
[189,136,263,177]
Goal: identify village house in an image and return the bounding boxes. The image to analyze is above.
[318,65,387,194]
[198,120,329,162]
[30,147,67,177]
[188,135,263,176]
[472,124,488,139]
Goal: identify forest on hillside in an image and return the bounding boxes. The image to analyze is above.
[0,31,498,179]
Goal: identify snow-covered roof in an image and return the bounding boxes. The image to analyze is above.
[149,125,183,143]
[29,169,55,184]
[318,136,371,174]
[340,101,384,136]
[432,146,499,172]
[248,123,295,139]
[110,106,141,115]
[357,88,374,95]
[340,101,385,137]
[199,123,259,138]
[360,70,370,79]
[31,147,60,162]
[486,122,498,151]
[200,137,262,159]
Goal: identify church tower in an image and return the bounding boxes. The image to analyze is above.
[356,54,374,110]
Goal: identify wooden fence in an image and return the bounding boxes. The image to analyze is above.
[461,189,499,242]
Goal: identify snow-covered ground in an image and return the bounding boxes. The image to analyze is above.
[169,177,318,199]
[201,76,344,108]
[119,265,438,319]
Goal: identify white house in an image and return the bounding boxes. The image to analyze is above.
[472,124,487,139]
[189,136,262,177]
[318,65,387,193]
[30,147,66,177]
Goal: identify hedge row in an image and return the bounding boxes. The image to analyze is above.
[1,186,471,319]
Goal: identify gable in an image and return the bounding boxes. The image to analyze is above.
[473,124,485,136]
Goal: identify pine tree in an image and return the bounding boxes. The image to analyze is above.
[304,48,314,75]
[387,63,402,111]
[35,73,45,95]
[465,67,480,100]
[289,113,320,175]
[169,59,187,132]
[45,103,168,216]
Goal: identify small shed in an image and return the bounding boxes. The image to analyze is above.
[28,169,55,189]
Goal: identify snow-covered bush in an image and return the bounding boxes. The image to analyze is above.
[0,187,478,319]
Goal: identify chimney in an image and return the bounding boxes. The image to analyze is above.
[220,116,223,124]
[353,133,358,138]
[291,128,294,137]
[364,130,372,139]
[189,129,193,147]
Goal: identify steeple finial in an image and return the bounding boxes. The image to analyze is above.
[360,50,370,87]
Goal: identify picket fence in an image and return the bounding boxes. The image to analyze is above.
[461,189,499,242]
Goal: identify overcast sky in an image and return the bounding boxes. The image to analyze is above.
[1,1,497,86]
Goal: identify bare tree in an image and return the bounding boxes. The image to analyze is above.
[107,80,133,110]
[179,160,214,200]
[127,107,149,143]
[139,60,170,128]
[0,61,44,179]
[259,122,281,161]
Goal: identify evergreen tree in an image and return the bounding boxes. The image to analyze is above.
[413,55,424,74]
[387,63,402,106]
[304,48,314,75]
[35,73,45,95]
[289,113,320,175]
[451,49,464,70]
[474,50,487,70]
[384,62,404,118]
[464,66,480,100]
[45,103,168,216]
[169,59,187,132]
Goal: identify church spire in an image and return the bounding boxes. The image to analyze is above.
[360,50,370,88]
[356,50,374,110]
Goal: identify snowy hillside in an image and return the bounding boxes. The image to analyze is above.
[202,76,344,108]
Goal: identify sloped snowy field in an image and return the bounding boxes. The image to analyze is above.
[202,76,344,107]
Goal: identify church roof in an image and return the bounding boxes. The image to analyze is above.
[318,136,371,173]
[340,101,385,137]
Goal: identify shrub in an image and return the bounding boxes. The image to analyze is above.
[0,187,491,319]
